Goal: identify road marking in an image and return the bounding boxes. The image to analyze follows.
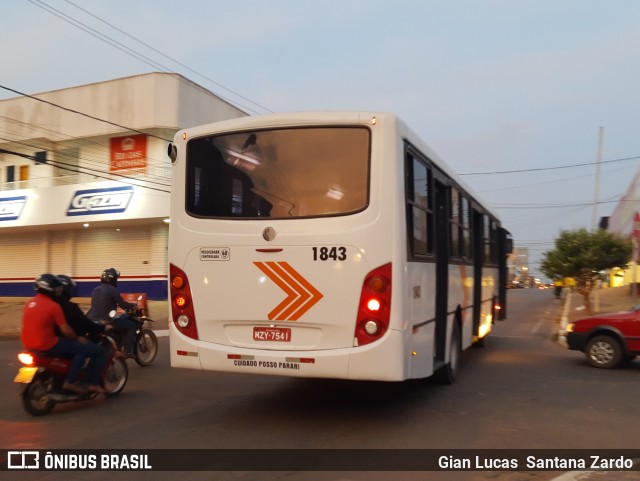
[531,318,544,335]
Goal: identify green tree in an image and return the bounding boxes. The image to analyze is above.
[540,228,631,314]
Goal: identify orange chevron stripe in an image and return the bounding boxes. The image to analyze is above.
[253,262,297,320]
[268,262,310,320]
[253,261,323,321]
[279,261,324,320]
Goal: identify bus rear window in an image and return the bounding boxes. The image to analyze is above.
[186,127,370,219]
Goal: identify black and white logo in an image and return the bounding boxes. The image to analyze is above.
[67,186,133,216]
[0,196,27,221]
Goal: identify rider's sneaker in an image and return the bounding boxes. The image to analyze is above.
[62,381,87,394]
[87,384,106,394]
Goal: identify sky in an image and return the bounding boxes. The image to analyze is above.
[3,0,640,277]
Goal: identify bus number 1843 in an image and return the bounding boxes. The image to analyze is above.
[312,246,347,261]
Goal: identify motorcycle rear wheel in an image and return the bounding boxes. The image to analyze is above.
[22,373,55,416]
[135,328,158,366]
[104,358,128,397]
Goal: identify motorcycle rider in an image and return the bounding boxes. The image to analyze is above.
[21,274,107,394]
[86,268,138,358]
[56,275,112,342]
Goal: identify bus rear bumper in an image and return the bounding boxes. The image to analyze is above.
[169,323,407,381]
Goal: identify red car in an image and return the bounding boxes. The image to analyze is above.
[565,308,640,369]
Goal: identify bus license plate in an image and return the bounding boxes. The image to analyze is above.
[253,327,291,342]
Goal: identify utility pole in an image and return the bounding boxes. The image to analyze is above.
[592,126,604,230]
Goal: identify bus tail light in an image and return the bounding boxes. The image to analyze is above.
[354,263,391,346]
[170,263,199,340]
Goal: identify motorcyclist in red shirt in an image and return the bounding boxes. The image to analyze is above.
[21,274,108,395]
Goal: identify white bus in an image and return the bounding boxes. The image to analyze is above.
[167,112,511,383]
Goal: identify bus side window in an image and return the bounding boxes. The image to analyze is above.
[406,152,433,258]
[482,215,498,265]
[461,196,472,260]
[450,187,461,259]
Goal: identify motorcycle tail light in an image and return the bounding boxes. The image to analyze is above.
[18,352,35,366]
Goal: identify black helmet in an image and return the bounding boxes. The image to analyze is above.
[57,275,77,300]
[33,274,63,298]
[100,268,120,286]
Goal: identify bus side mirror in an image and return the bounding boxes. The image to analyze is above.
[168,143,177,163]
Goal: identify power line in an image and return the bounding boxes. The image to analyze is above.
[0,84,172,143]
[0,147,170,193]
[460,155,640,176]
[492,199,621,210]
[28,0,170,74]
[64,0,272,115]
[0,130,171,187]
[0,115,172,181]
[477,161,637,194]
[28,0,267,115]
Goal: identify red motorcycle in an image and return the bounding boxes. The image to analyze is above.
[14,336,128,416]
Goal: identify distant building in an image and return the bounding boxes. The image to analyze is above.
[608,169,640,238]
[607,170,640,286]
[509,246,530,287]
[0,73,246,298]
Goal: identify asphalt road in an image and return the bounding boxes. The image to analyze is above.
[1,288,639,481]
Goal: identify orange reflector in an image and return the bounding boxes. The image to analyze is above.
[171,276,185,289]
[367,276,387,293]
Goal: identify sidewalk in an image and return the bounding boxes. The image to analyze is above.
[554,285,638,342]
[0,297,169,338]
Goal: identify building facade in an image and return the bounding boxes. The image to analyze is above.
[0,73,246,298]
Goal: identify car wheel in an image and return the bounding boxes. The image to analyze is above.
[585,335,623,369]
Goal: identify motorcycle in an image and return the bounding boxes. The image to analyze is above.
[108,305,158,367]
[14,336,128,416]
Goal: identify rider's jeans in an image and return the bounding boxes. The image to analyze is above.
[111,314,137,355]
[46,337,109,386]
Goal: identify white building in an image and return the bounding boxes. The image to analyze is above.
[0,73,246,298]
[607,169,640,286]
[608,169,640,239]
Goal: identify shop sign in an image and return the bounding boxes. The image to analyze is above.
[67,186,133,216]
[110,134,147,173]
[0,196,27,221]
